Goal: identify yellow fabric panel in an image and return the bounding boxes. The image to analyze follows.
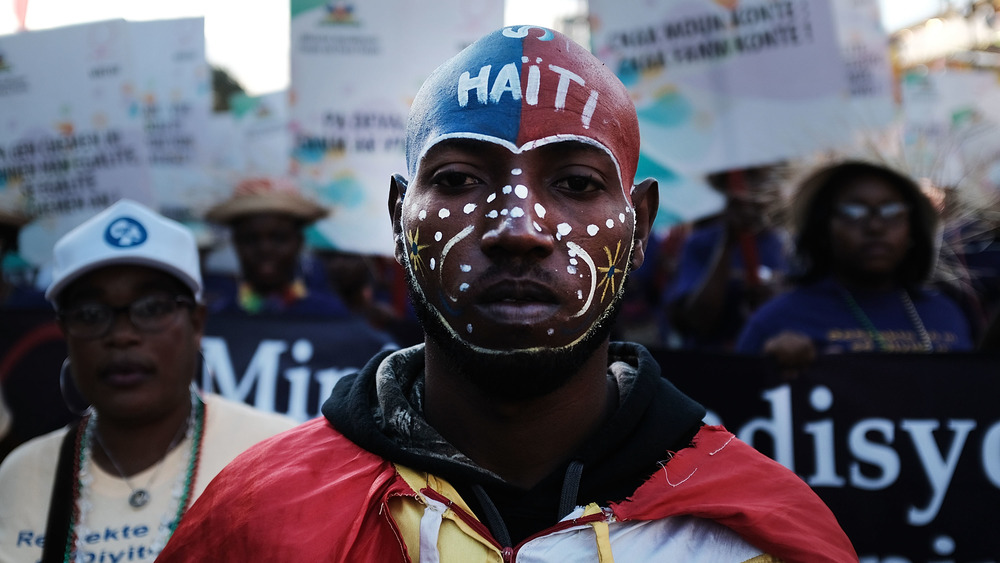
[742,555,783,563]
[392,464,503,562]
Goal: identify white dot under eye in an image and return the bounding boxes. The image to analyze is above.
[587,225,599,236]
[487,210,499,219]
[435,231,442,241]
[533,221,542,232]
[521,56,529,63]
[511,168,522,175]
[606,219,615,228]
[419,210,427,220]
[500,209,509,216]
[577,290,583,299]
[460,264,472,272]
[535,57,542,63]
[503,185,513,195]
[460,283,470,292]
[438,209,450,219]
[514,185,528,199]
[511,207,524,218]
[487,193,497,203]
[619,213,626,223]
[567,265,577,274]
[557,223,572,236]
[464,203,477,214]
[534,203,546,218]
[429,258,436,270]
[547,328,554,335]
[570,258,578,265]
[467,324,473,333]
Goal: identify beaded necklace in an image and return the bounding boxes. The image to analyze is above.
[63,389,205,562]
[841,288,933,352]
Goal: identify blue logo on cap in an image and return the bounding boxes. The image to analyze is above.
[104,217,147,247]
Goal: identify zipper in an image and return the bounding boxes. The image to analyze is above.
[420,488,610,562]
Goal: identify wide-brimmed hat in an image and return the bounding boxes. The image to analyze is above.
[0,208,31,228]
[205,177,328,225]
[46,199,203,305]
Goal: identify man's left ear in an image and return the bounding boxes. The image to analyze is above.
[630,178,659,270]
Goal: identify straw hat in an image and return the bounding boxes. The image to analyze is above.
[205,177,328,225]
[0,208,31,228]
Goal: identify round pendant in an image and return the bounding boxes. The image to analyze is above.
[128,489,150,508]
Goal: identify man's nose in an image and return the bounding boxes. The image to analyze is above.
[480,187,555,259]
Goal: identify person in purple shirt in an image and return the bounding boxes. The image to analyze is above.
[204,177,351,318]
[736,161,973,373]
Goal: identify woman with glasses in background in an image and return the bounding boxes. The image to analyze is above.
[0,199,295,563]
[735,160,973,373]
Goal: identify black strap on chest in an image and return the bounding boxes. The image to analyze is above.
[41,421,82,563]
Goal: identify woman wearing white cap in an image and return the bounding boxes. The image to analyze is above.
[0,199,296,563]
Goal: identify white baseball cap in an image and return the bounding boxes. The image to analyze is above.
[45,199,203,306]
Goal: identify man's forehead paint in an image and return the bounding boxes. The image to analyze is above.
[405,25,640,199]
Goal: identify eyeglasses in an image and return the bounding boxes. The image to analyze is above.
[59,294,195,339]
[834,202,909,225]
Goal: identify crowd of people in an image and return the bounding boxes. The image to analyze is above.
[0,22,997,562]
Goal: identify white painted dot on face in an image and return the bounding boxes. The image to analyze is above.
[535,57,542,63]
[501,208,509,216]
[577,290,583,300]
[435,231,442,241]
[429,258,436,270]
[534,203,546,218]
[567,265,577,274]
[487,209,499,219]
[570,258,578,265]
[557,223,572,236]
[547,328,554,335]
[514,185,528,199]
[511,168,522,175]
[606,219,615,228]
[533,221,542,232]
[619,213,626,223]
[587,224,599,236]
[467,324,473,334]
[464,203,477,214]
[487,192,497,203]
[521,56,529,63]
[438,208,450,219]
[460,264,472,272]
[503,185,513,195]
[460,282,470,292]
[419,210,427,220]
[511,207,524,218]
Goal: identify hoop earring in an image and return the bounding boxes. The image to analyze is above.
[197,349,212,394]
[59,359,92,417]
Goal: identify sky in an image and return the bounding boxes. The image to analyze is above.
[0,0,973,96]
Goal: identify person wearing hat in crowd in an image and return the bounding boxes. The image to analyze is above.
[158,26,855,562]
[0,199,296,563]
[204,177,351,317]
[0,204,47,310]
[736,160,973,372]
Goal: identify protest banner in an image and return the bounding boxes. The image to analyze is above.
[0,19,154,265]
[289,0,503,255]
[653,349,999,561]
[589,0,893,226]
[3,308,995,559]
[127,18,215,222]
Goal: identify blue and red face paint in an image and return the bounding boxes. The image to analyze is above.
[405,25,640,200]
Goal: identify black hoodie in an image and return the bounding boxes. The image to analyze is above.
[323,341,706,546]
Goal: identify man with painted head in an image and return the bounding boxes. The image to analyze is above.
[158,27,856,562]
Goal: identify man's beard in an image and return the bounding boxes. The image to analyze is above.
[404,265,627,402]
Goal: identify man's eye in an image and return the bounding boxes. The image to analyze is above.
[432,171,480,189]
[554,175,602,193]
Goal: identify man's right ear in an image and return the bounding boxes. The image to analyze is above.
[389,174,408,265]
